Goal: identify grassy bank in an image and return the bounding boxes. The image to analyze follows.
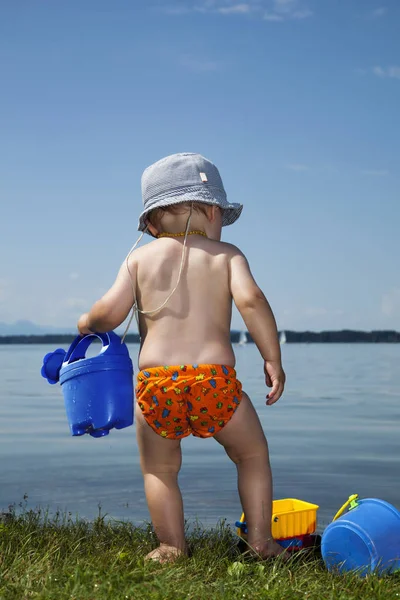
[0,507,399,600]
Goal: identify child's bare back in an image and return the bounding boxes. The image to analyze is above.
[134,236,237,369]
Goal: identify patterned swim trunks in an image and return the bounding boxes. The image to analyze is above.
[136,364,242,439]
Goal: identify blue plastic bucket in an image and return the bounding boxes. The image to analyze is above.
[321,498,400,576]
[42,331,134,437]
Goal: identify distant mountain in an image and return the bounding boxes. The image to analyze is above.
[0,320,75,336]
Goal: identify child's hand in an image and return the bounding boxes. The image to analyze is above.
[77,313,94,336]
[264,360,285,405]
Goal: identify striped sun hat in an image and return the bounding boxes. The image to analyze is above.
[138,152,243,232]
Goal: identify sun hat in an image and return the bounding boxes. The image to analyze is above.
[138,152,243,232]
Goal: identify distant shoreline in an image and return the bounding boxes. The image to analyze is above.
[0,330,399,344]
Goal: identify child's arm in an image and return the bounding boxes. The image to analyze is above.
[228,248,285,405]
[77,260,136,334]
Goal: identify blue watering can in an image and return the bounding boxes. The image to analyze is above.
[41,331,134,437]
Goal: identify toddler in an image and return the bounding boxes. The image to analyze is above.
[78,153,286,562]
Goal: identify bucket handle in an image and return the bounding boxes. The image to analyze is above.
[332,494,359,521]
[236,512,247,536]
[63,332,113,365]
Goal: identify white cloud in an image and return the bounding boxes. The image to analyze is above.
[274,0,293,9]
[180,54,220,72]
[385,66,400,79]
[373,66,385,77]
[163,0,313,21]
[265,0,313,20]
[361,169,389,176]
[370,6,387,18]
[65,297,88,310]
[286,163,310,172]
[218,3,252,14]
[264,12,284,20]
[372,66,400,80]
[69,272,80,280]
[382,290,400,317]
[291,8,313,19]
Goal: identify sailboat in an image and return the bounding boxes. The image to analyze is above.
[279,330,287,345]
[238,330,247,346]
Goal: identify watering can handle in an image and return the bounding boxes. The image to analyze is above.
[63,332,119,365]
[332,494,359,521]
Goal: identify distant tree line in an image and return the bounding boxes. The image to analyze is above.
[275,330,400,343]
[0,330,399,344]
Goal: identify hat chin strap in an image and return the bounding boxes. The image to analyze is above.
[121,203,194,343]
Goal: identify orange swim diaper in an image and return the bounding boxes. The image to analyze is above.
[136,364,242,439]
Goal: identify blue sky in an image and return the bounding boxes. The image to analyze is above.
[1,0,399,332]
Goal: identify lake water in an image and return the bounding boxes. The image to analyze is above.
[0,343,399,532]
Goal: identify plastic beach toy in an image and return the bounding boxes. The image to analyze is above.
[236,498,319,551]
[321,494,400,576]
[41,331,134,437]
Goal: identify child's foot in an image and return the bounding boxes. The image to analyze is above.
[145,544,187,564]
[247,539,288,560]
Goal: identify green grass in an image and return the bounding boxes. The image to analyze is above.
[0,505,399,600]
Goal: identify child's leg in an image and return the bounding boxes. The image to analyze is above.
[135,405,187,561]
[214,392,284,558]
